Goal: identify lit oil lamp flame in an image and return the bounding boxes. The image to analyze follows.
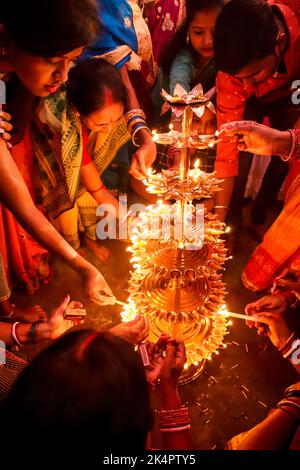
[194,159,200,169]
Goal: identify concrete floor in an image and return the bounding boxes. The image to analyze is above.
[12,203,299,450]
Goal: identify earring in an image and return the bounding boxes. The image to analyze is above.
[186,32,190,45]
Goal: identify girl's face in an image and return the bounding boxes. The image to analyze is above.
[8,46,84,97]
[189,8,221,59]
[82,101,124,133]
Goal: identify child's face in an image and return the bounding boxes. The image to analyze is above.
[82,101,124,133]
[192,108,216,135]
[189,8,221,59]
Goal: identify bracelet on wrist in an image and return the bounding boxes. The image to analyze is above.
[281,337,300,359]
[277,399,300,414]
[273,405,300,425]
[89,183,106,194]
[26,320,46,345]
[11,322,25,347]
[278,332,296,353]
[284,386,300,400]
[132,125,151,147]
[158,406,190,433]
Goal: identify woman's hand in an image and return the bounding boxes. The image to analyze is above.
[82,266,115,305]
[130,133,157,179]
[220,121,292,156]
[251,311,292,349]
[144,334,171,385]
[159,339,187,391]
[245,294,290,334]
[38,295,84,341]
[0,111,13,149]
[246,294,290,317]
[109,315,148,344]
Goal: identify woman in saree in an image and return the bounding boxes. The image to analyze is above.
[222,120,300,291]
[82,0,157,185]
[32,59,131,257]
[0,0,115,323]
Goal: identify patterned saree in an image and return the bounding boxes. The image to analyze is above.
[32,87,130,249]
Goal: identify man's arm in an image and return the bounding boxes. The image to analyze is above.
[214,72,250,220]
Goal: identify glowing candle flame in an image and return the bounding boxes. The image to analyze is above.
[194,159,200,169]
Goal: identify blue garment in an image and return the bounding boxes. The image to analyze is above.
[152,49,194,119]
[82,0,139,69]
[169,49,194,94]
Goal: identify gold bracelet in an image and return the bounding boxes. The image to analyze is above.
[132,125,151,147]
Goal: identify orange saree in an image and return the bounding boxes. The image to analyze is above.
[242,159,300,291]
[0,131,51,294]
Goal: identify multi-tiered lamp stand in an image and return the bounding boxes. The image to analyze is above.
[122,84,231,383]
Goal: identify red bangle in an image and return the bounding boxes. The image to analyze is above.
[89,183,105,194]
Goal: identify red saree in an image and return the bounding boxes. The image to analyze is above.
[0,131,51,294]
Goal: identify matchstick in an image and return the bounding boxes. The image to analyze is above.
[221,311,255,321]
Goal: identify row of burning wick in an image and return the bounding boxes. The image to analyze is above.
[151,125,224,149]
[113,298,252,323]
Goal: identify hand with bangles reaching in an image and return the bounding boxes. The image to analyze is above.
[142,334,187,389]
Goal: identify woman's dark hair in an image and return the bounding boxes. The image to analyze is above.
[5,75,36,145]
[2,330,152,458]
[67,58,128,116]
[1,0,100,57]
[161,0,224,73]
[213,0,279,75]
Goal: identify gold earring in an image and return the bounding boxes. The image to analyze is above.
[186,32,190,45]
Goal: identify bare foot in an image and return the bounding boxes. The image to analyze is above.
[4,305,47,323]
[82,237,110,262]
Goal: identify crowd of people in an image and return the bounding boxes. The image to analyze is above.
[0,0,300,457]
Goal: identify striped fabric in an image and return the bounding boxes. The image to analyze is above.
[0,348,27,405]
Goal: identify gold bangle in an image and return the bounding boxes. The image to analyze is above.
[132,125,151,147]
